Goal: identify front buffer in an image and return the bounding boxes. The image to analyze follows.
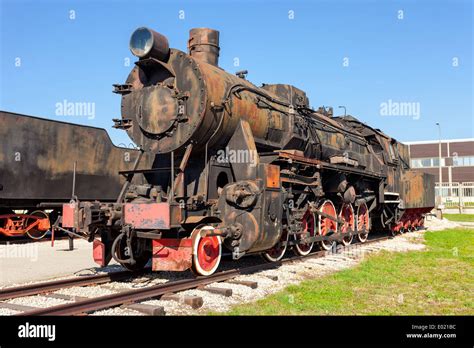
[61,201,226,276]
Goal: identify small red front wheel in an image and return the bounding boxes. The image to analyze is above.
[191,226,222,276]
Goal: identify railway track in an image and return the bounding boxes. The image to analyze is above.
[0,234,394,316]
[0,269,147,301]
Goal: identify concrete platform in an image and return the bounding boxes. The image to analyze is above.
[0,238,119,287]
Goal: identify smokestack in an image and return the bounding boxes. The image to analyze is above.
[187,28,220,66]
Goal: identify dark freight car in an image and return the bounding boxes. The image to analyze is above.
[0,111,143,238]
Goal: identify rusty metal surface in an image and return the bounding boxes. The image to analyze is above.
[0,111,145,206]
[401,170,435,209]
[61,203,76,228]
[265,164,280,189]
[124,203,170,229]
[118,28,402,181]
[188,28,220,66]
[93,239,106,266]
[152,238,192,271]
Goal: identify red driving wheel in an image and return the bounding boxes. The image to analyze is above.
[318,200,338,251]
[356,202,370,242]
[294,209,316,256]
[263,227,289,262]
[339,203,354,246]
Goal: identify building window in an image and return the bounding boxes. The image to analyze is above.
[411,157,446,168]
[453,156,474,167]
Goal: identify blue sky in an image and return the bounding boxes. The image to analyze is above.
[1,0,472,146]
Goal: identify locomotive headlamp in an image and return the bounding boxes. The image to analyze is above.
[129,27,170,61]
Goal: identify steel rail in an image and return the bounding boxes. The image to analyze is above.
[18,235,392,316]
[0,269,147,301]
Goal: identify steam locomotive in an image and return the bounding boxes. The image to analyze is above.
[62,27,435,275]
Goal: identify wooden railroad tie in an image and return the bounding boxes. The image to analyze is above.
[197,286,232,297]
[264,275,279,281]
[121,303,166,316]
[0,302,37,312]
[226,280,258,289]
[160,293,203,309]
[41,293,89,302]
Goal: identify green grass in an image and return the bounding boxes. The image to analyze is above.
[221,229,474,315]
[443,214,474,222]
